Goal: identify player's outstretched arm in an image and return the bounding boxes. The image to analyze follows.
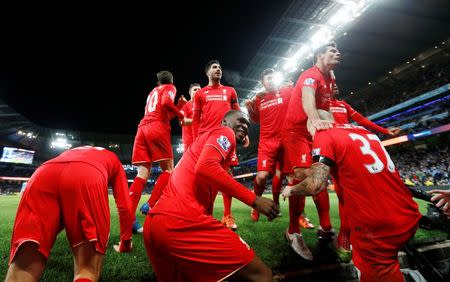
[195,146,279,220]
[302,87,333,132]
[429,190,450,217]
[282,163,330,197]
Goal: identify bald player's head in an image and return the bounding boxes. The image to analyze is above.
[222,110,250,144]
[307,110,334,137]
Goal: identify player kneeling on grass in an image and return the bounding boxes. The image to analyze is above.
[282,112,421,282]
[143,110,279,282]
[5,146,134,282]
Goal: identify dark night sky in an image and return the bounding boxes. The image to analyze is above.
[0,1,292,135]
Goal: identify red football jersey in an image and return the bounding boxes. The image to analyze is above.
[284,66,334,132]
[150,126,254,220]
[330,99,356,124]
[139,84,178,127]
[312,125,421,237]
[44,146,134,241]
[252,86,292,140]
[180,100,194,146]
[193,84,240,136]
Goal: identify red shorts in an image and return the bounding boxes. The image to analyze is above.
[351,224,418,282]
[257,139,282,174]
[9,162,110,264]
[132,121,173,165]
[144,214,254,282]
[281,131,312,174]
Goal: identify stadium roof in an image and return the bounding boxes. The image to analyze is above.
[0,0,449,162]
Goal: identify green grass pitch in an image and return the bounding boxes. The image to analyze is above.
[0,193,446,281]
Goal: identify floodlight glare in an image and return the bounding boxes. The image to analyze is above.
[273,72,284,87]
[310,28,333,49]
[283,58,296,71]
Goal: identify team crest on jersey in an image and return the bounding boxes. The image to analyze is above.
[312,148,321,156]
[304,78,315,85]
[168,91,175,100]
[217,135,231,152]
[301,154,307,163]
[223,95,227,101]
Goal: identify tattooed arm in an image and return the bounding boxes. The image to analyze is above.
[282,163,330,197]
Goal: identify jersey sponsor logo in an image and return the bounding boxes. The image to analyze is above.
[329,106,347,113]
[301,153,307,163]
[304,78,315,85]
[312,148,321,156]
[217,135,231,152]
[206,94,228,102]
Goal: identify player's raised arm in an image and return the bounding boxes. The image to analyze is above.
[302,86,333,131]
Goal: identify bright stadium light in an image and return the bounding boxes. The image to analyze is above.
[273,72,284,87]
[328,6,353,26]
[293,45,310,60]
[283,58,297,71]
[50,137,72,150]
[310,28,333,49]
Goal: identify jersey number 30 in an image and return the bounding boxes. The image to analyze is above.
[349,133,395,174]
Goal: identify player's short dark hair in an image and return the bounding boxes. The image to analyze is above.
[205,60,221,73]
[260,68,274,82]
[157,71,173,84]
[313,42,337,64]
[223,110,249,122]
[189,83,201,91]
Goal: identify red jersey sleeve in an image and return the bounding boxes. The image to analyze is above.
[195,130,255,206]
[192,91,203,138]
[350,104,390,135]
[312,130,336,163]
[161,85,184,119]
[299,71,320,91]
[110,160,134,243]
[230,88,240,110]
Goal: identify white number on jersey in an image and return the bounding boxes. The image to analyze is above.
[349,133,395,174]
[146,91,158,113]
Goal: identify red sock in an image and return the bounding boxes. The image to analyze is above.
[148,171,171,208]
[288,178,305,234]
[129,176,147,213]
[252,178,265,196]
[223,192,232,217]
[271,174,282,206]
[74,279,93,282]
[313,189,332,231]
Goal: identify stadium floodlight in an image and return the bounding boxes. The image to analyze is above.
[328,6,354,26]
[273,72,284,87]
[50,137,72,150]
[310,28,333,49]
[282,58,297,71]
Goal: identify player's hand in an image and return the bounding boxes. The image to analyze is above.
[180,117,193,126]
[281,185,293,200]
[429,190,450,215]
[311,119,333,131]
[387,127,401,136]
[140,202,150,215]
[243,135,250,148]
[113,239,133,253]
[244,99,254,108]
[252,196,279,221]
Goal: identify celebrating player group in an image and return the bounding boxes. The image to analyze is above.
[5,41,446,282]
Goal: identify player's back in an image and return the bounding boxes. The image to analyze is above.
[44,146,121,179]
[150,126,235,220]
[313,125,420,237]
[195,85,238,134]
[139,84,176,127]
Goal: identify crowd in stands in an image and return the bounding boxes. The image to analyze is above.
[349,62,450,117]
[392,145,450,187]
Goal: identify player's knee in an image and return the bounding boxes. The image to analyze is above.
[248,263,272,282]
[137,165,151,179]
[256,172,269,186]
